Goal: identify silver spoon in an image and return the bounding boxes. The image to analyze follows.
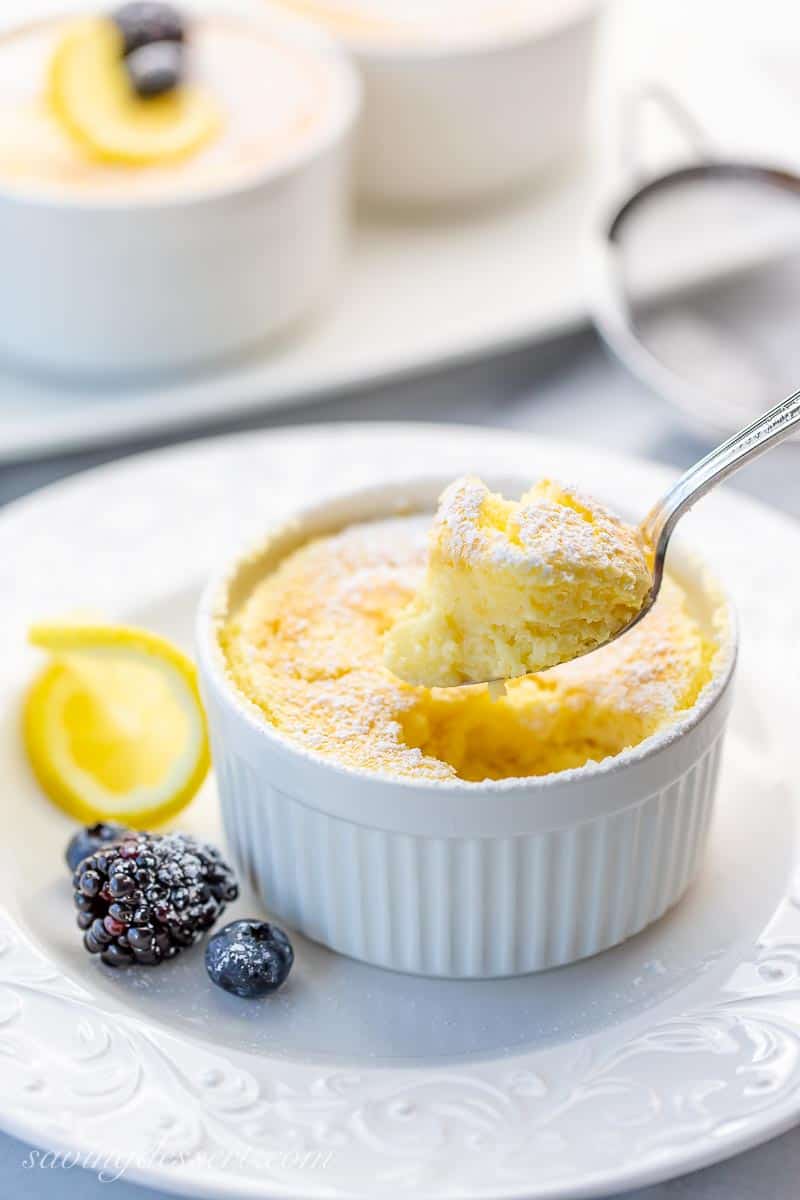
[615,386,800,644]
[411,390,800,691]
[474,389,800,690]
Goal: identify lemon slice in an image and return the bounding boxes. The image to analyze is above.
[23,623,210,828]
[48,18,221,166]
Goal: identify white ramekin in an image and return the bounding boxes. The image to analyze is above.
[322,0,602,206]
[196,479,737,979]
[0,16,360,377]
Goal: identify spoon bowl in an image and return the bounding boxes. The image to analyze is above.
[483,386,800,687]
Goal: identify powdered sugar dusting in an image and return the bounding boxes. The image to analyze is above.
[222,511,713,783]
[437,476,486,559]
[434,475,649,580]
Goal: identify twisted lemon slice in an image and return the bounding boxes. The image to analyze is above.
[48,18,220,165]
[23,623,210,827]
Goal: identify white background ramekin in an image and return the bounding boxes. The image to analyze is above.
[0,14,360,377]
[328,0,601,206]
[196,479,737,978]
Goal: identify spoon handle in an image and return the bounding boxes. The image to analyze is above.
[642,387,800,581]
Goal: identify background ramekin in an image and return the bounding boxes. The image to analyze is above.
[196,478,737,978]
[0,15,360,377]
[319,0,602,206]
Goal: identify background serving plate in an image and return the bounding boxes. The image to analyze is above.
[1,423,799,1198]
[1,0,798,462]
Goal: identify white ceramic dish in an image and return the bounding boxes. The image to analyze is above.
[1,423,800,1197]
[0,13,360,376]
[0,164,592,461]
[317,0,601,206]
[197,477,736,978]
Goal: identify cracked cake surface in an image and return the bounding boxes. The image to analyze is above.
[221,508,717,783]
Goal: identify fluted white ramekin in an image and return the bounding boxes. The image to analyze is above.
[196,479,737,978]
[0,14,359,377]
[321,0,602,206]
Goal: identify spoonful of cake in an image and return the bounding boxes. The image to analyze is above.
[384,388,800,688]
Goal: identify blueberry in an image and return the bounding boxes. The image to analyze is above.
[112,2,185,56]
[205,920,294,999]
[65,823,130,873]
[124,40,183,98]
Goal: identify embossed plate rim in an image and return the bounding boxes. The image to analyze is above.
[0,422,798,1199]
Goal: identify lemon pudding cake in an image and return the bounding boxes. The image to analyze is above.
[0,8,346,197]
[221,496,718,784]
[384,476,652,687]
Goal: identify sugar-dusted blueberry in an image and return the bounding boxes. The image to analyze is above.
[205,920,294,999]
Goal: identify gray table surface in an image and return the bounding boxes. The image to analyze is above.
[3,328,798,1199]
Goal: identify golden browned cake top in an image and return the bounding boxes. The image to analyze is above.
[222,514,717,783]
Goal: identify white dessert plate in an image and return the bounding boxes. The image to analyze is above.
[1,0,798,462]
[1,422,799,1199]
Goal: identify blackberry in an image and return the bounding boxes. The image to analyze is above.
[205,920,294,998]
[73,832,238,968]
[65,822,131,874]
[111,3,186,56]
